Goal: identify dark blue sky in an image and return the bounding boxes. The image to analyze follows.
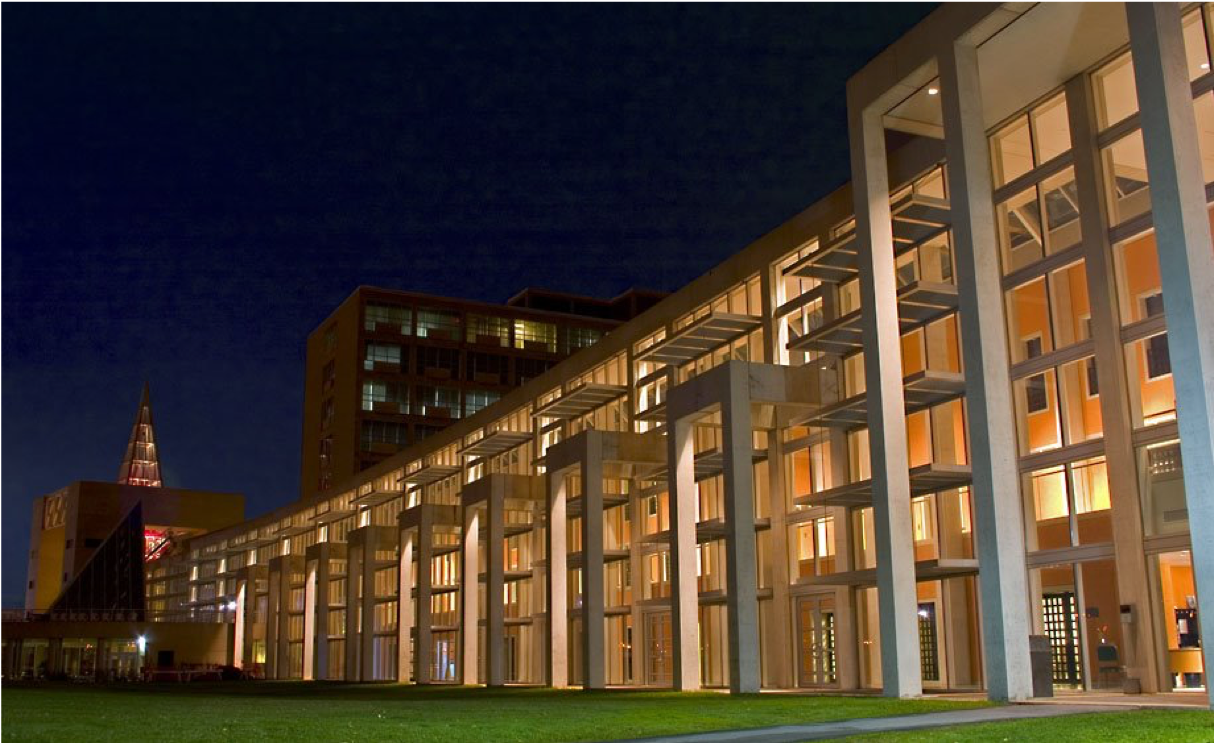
[2,4,934,606]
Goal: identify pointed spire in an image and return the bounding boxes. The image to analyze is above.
[117,382,162,487]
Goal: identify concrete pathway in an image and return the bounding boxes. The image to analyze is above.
[604,704,1121,743]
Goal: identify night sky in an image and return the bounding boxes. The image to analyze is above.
[2,4,935,606]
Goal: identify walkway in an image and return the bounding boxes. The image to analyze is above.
[605,703,1122,743]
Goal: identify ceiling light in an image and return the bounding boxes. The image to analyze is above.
[927,87,939,96]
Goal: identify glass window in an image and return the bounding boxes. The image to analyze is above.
[997,185,1044,272]
[464,389,500,417]
[1125,333,1177,427]
[1007,277,1052,363]
[467,315,510,347]
[514,320,557,353]
[418,386,461,419]
[1155,550,1205,690]
[417,309,461,340]
[1103,131,1151,226]
[1139,440,1187,536]
[362,381,408,413]
[1095,52,1138,130]
[364,342,401,370]
[565,326,603,353]
[1041,168,1081,253]
[992,115,1033,187]
[1113,231,1163,325]
[1183,8,1211,81]
[1033,95,1072,164]
[1024,457,1110,551]
[1058,357,1104,442]
[990,95,1070,188]
[999,259,1093,365]
[1014,368,1061,454]
[1196,93,1214,185]
[365,303,411,333]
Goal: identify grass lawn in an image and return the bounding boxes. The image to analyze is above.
[844,709,1214,742]
[1,681,987,742]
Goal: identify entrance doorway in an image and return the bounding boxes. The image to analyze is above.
[796,595,837,687]
[645,611,672,686]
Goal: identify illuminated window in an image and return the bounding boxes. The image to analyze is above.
[417,309,461,340]
[514,319,557,353]
[467,314,510,347]
[365,303,411,333]
[364,342,401,370]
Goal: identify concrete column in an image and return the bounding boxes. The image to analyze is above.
[233,580,247,670]
[628,482,646,687]
[416,508,435,684]
[1128,3,1214,707]
[831,430,860,690]
[266,561,281,679]
[667,416,702,690]
[722,370,761,693]
[848,80,923,699]
[487,482,507,687]
[581,432,607,690]
[303,559,317,680]
[277,561,293,680]
[765,435,794,689]
[359,543,376,682]
[547,471,569,686]
[938,40,1034,701]
[398,529,415,683]
[1066,73,1161,692]
[461,505,481,685]
[315,547,332,681]
[344,545,361,681]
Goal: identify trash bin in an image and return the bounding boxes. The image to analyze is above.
[1029,635,1053,698]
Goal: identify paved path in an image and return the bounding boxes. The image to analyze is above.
[603,703,1120,743]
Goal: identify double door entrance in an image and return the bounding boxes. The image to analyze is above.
[797,595,837,687]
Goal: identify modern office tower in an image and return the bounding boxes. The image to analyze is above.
[9,2,1214,705]
[299,286,664,501]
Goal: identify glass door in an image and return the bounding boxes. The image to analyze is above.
[796,595,837,687]
[645,611,672,687]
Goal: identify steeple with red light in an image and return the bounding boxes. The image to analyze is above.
[117,382,162,487]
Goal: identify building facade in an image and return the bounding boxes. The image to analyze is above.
[28,3,1214,703]
[300,286,663,501]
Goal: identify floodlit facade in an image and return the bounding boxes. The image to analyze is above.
[300,286,664,501]
[20,3,1214,702]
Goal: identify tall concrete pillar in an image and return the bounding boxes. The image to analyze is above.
[487,482,507,687]
[938,40,1033,701]
[722,369,761,693]
[359,541,378,682]
[547,471,569,686]
[847,78,923,699]
[344,544,361,681]
[303,558,318,680]
[1066,73,1161,692]
[461,505,481,685]
[667,416,701,690]
[266,559,281,679]
[398,529,415,683]
[581,431,606,690]
[416,508,435,684]
[233,580,247,670]
[830,429,860,690]
[764,434,793,689]
[1128,3,1214,707]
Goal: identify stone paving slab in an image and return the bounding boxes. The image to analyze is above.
[602,703,1119,743]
